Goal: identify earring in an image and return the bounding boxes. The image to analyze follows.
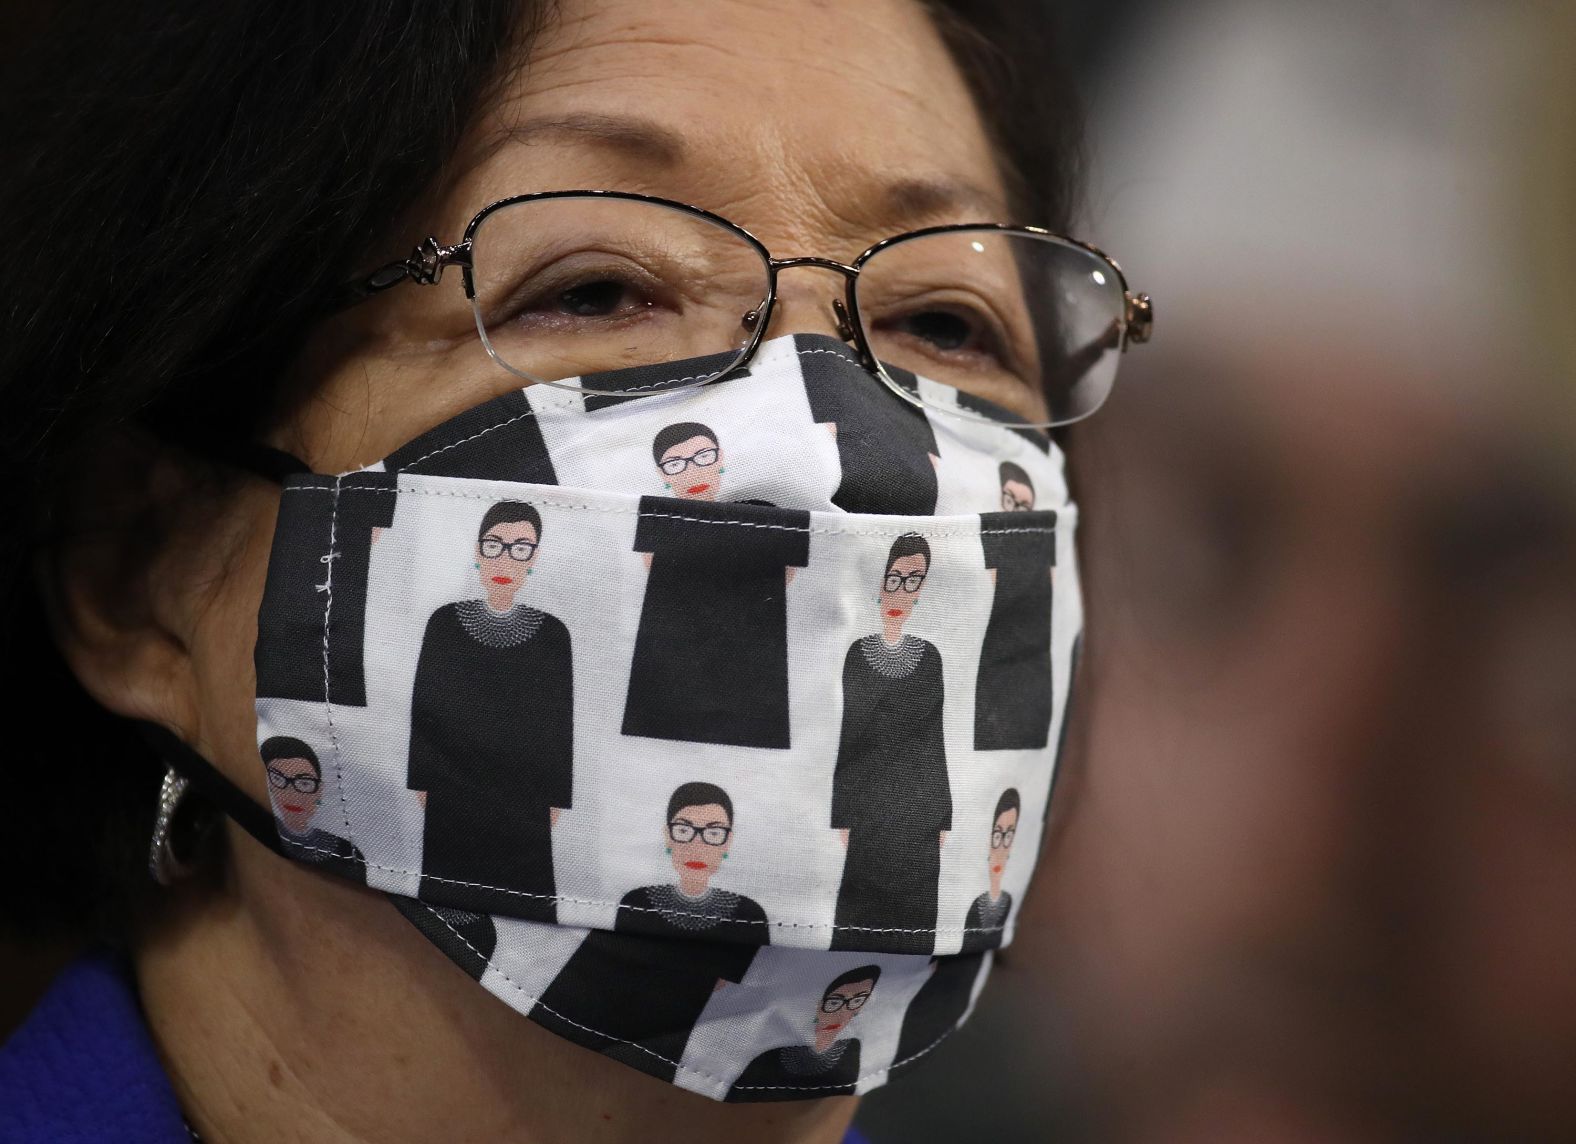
[526,568,533,576]
[473,562,480,569]
[148,765,195,886]
[665,847,672,855]
[722,852,729,860]
[663,482,671,490]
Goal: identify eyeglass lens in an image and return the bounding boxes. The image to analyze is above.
[467,196,1128,427]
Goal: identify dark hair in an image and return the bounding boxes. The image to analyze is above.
[478,501,543,544]
[666,781,734,825]
[998,461,1033,493]
[652,422,719,464]
[994,787,1021,823]
[885,532,933,575]
[260,737,323,781]
[0,1,1080,941]
[825,965,883,997]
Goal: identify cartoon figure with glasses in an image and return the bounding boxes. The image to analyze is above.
[960,788,1020,954]
[623,423,810,749]
[260,736,364,881]
[831,533,952,954]
[727,965,882,1100]
[652,421,724,502]
[531,782,765,1083]
[974,468,1057,751]
[407,501,573,920]
[614,781,769,940]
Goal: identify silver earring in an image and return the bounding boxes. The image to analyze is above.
[148,765,196,886]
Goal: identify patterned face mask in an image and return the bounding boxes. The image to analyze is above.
[158,332,1082,1102]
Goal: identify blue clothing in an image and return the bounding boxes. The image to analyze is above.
[0,952,873,1142]
[0,953,187,1143]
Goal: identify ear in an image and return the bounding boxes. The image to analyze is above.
[36,426,276,752]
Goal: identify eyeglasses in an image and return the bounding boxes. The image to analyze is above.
[347,190,1153,430]
[884,571,927,593]
[658,446,719,476]
[479,534,538,561]
[669,819,731,846]
[820,990,872,1014]
[267,766,321,795]
[991,825,1017,849]
[1000,489,1034,512]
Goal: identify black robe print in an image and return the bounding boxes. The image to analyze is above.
[830,635,952,955]
[531,893,763,1084]
[622,497,810,748]
[255,474,396,705]
[391,898,499,982]
[974,512,1058,750]
[727,1038,863,1102]
[407,602,573,920]
[278,826,365,885]
[797,333,939,516]
[954,390,1054,454]
[579,349,751,412]
[613,884,770,945]
[890,955,983,1077]
[383,389,557,485]
[959,890,1014,955]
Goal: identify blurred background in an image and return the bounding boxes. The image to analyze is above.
[3,2,1572,1141]
[857,0,1576,1140]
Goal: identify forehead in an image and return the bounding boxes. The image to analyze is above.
[660,435,716,458]
[269,755,315,773]
[484,519,537,539]
[442,0,1009,251]
[673,802,730,823]
[889,553,927,573]
[996,806,1020,824]
[829,978,875,995]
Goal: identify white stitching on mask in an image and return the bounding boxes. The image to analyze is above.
[416,900,972,1091]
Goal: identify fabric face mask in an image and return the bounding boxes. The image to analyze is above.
[171,332,1082,1102]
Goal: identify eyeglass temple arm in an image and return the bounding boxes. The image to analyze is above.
[332,237,473,312]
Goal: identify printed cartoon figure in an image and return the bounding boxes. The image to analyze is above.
[622,427,810,748]
[960,788,1019,954]
[255,473,396,705]
[531,782,765,1083]
[797,333,940,515]
[997,460,1036,512]
[727,965,881,1101]
[889,954,984,1078]
[973,471,1057,751]
[260,736,364,881]
[615,781,770,940]
[830,533,952,955]
[407,501,573,919]
[652,421,724,502]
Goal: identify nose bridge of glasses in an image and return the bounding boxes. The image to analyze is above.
[759,257,864,347]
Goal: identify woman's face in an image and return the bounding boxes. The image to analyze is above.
[667,802,731,882]
[879,553,929,625]
[476,519,539,598]
[155,0,1008,811]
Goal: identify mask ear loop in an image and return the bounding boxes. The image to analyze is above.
[138,722,289,860]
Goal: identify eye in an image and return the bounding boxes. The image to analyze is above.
[871,300,1016,371]
[895,309,974,352]
[553,277,649,318]
[489,253,677,331]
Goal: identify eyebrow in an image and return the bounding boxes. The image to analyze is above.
[880,176,1006,226]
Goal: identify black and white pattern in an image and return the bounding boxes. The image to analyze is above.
[251,334,1082,1100]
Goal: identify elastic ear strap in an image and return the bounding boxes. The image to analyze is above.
[138,722,288,859]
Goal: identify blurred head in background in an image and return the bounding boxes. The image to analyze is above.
[1031,1,1576,1138]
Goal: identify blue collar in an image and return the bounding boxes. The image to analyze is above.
[4,952,874,1142]
[0,952,188,1143]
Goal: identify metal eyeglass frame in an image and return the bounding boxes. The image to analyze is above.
[344,189,1154,427]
